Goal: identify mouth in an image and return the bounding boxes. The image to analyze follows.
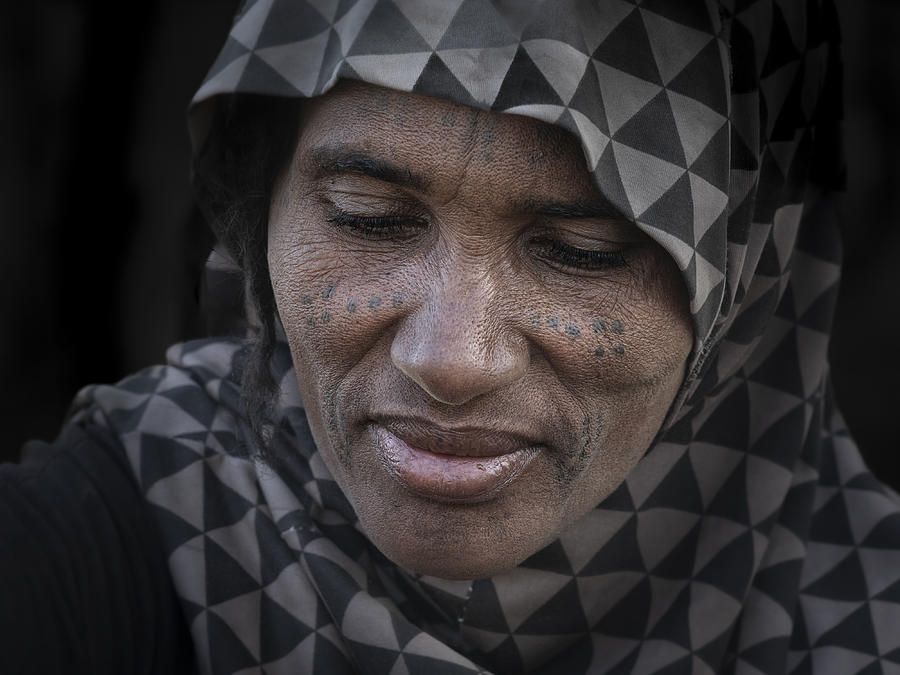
[369,418,543,504]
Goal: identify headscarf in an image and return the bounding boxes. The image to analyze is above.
[69,1,900,673]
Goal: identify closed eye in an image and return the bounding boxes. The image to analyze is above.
[326,211,427,240]
[530,236,628,272]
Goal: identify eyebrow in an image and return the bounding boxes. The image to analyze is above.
[310,146,432,193]
[309,146,625,221]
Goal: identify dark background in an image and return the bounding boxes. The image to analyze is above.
[0,1,897,487]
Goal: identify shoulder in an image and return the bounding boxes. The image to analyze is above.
[1,405,196,673]
[60,335,261,506]
[70,337,246,440]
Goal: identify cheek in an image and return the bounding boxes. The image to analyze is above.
[523,264,692,399]
[268,224,419,420]
[270,245,389,372]
[518,252,692,482]
[270,220,692,404]
[269,242,409,477]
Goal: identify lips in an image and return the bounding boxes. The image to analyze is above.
[369,418,543,504]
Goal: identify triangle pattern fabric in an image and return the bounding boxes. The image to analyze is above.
[592,7,662,86]
[392,0,464,50]
[412,53,480,108]
[256,31,331,96]
[255,0,331,49]
[493,45,566,110]
[569,109,610,171]
[346,0,432,55]
[229,0,276,50]
[435,0,517,50]
[574,0,635,56]
[613,89,686,167]
[435,45,518,107]
[611,141,685,220]
[346,52,434,92]
[520,39,591,105]
[640,7,715,85]
[36,0,893,673]
[493,567,574,633]
[592,60,662,137]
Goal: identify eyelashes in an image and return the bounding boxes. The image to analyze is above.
[529,236,627,272]
[326,209,628,273]
[326,212,425,240]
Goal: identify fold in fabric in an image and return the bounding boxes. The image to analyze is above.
[56,2,900,673]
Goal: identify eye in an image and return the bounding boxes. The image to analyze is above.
[327,210,427,241]
[530,235,628,273]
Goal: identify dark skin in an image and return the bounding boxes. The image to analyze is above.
[268,81,693,579]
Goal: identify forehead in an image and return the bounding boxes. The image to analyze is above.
[293,80,603,205]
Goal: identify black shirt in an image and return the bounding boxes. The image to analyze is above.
[0,421,194,674]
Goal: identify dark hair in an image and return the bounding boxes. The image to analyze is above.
[193,95,303,456]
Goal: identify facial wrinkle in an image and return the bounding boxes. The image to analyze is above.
[300,284,625,487]
[440,108,499,208]
[324,382,352,471]
[268,81,694,579]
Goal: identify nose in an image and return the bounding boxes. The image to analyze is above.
[390,279,530,405]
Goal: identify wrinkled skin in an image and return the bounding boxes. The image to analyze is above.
[268,80,693,579]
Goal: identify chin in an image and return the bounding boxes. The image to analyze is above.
[350,478,562,580]
[370,524,536,580]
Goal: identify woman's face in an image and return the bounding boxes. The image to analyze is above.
[268,81,693,579]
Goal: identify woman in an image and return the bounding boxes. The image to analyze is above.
[3,1,898,673]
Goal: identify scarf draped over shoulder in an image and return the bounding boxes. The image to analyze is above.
[69,1,900,673]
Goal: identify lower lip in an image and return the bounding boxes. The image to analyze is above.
[371,425,540,504]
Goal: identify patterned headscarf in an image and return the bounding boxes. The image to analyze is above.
[70,1,900,672]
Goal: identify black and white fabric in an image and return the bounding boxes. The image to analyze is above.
[65,1,900,673]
